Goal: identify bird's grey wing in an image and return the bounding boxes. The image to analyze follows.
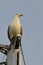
[20,26,23,36]
[7,25,11,41]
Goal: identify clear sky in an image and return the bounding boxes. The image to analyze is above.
[0,0,43,65]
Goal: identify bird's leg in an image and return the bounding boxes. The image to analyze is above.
[11,36,16,44]
[10,35,21,49]
[15,35,21,49]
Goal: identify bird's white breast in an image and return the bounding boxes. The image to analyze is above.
[9,19,21,39]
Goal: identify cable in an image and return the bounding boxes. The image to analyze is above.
[20,43,26,65]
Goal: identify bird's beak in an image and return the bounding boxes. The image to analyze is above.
[18,14,23,17]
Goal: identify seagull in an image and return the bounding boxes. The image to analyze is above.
[7,13,23,43]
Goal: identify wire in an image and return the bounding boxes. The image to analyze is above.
[20,43,26,65]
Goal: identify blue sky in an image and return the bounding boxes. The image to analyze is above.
[0,0,43,65]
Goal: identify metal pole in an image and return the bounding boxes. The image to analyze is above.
[7,35,22,65]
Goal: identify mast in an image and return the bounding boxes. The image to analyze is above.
[7,35,21,65]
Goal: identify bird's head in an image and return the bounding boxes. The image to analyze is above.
[13,13,23,23]
[16,13,23,17]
